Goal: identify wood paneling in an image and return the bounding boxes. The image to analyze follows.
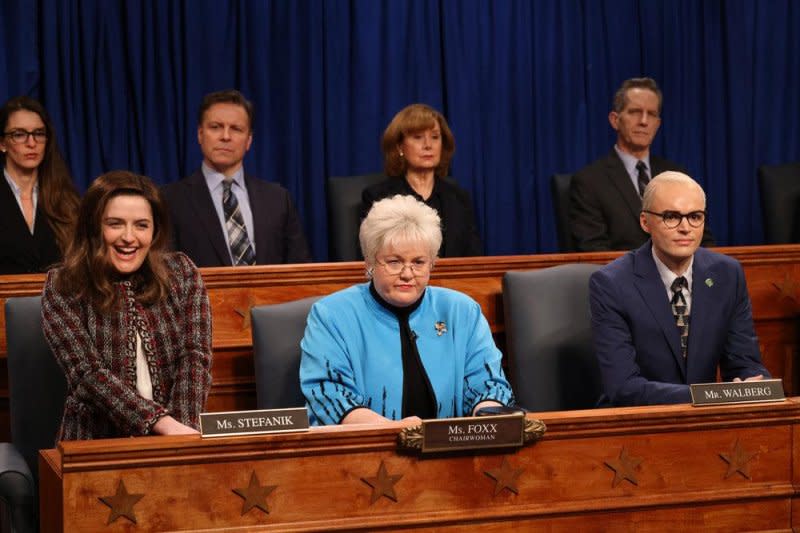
[39,399,800,531]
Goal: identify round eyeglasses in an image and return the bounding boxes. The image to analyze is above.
[3,129,47,145]
[642,210,706,228]
[375,258,431,276]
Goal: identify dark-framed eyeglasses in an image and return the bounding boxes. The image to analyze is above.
[642,209,706,228]
[375,258,432,276]
[3,129,47,145]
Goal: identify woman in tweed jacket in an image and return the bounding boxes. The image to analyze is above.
[42,171,212,440]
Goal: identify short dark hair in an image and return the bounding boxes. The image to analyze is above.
[197,89,254,130]
[612,78,663,114]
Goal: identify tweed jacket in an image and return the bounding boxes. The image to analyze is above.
[42,252,212,441]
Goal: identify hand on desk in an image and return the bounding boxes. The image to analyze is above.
[733,374,764,383]
[152,415,200,435]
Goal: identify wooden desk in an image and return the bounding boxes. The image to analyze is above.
[39,398,800,531]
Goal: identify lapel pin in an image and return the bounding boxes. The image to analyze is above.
[435,321,447,336]
[705,278,714,287]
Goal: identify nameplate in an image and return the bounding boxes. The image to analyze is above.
[420,413,525,453]
[690,379,785,406]
[200,407,309,437]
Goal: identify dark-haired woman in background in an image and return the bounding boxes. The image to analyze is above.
[0,96,79,273]
[361,103,483,257]
[42,171,212,440]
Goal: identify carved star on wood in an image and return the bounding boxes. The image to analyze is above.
[361,460,403,504]
[234,295,257,330]
[233,471,277,515]
[98,479,144,525]
[484,456,524,496]
[604,447,642,488]
[719,439,756,480]
[772,275,800,303]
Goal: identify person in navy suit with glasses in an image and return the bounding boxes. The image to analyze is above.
[589,172,768,406]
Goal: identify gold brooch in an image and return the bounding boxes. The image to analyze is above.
[435,321,447,336]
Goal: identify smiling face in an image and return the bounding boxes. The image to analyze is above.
[371,239,432,307]
[0,110,47,176]
[102,194,154,275]
[609,87,661,157]
[197,102,253,177]
[640,180,705,274]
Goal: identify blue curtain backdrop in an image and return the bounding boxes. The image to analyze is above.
[0,0,798,259]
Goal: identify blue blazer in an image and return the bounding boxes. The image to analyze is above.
[589,242,768,406]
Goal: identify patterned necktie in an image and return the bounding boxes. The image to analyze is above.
[222,179,256,266]
[636,160,649,197]
[671,276,689,358]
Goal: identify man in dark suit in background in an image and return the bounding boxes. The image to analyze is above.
[163,90,310,267]
[569,77,713,251]
[589,172,767,407]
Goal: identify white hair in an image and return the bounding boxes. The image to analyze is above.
[642,171,706,211]
[359,194,442,265]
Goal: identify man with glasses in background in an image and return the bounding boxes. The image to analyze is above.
[589,172,768,407]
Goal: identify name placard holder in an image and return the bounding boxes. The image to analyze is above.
[690,378,785,406]
[398,414,546,454]
[200,407,309,437]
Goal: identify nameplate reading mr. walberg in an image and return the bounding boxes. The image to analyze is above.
[421,413,525,453]
[690,378,785,406]
[200,407,309,437]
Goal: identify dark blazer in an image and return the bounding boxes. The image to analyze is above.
[0,179,61,274]
[570,149,714,251]
[360,176,483,257]
[162,170,311,267]
[589,242,769,407]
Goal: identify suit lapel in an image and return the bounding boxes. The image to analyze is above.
[244,175,269,264]
[188,171,232,266]
[685,251,713,381]
[632,243,686,379]
[606,151,643,221]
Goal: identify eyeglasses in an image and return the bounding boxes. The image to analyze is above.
[642,210,706,228]
[3,129,47,145]
[375,258,432,276]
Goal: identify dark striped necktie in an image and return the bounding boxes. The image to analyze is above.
[636,160,649,197]
[670,276,689,358]
[222,179,256,266]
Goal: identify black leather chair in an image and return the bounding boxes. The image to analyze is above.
[550,174,575,252]
[503,264,602,412]
[757,162,800,243]
[327,173,385,261]
[0,297,67,533]
[251,296,322,409]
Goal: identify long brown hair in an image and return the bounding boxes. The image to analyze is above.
[55,171,172,313]
[381,103,455,178]
[0,96,79,251]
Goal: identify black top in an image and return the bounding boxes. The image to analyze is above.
[361,176,483,257]
[0,179,61,274]
[369,282,437,419]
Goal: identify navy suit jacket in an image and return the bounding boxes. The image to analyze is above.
[162,170,311,267]
[589,242,768,406]
[570,149,714,251]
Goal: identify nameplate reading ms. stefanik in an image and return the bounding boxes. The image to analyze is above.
[200,407,309,437]
[690,378,786,406]
[421,413,525,453]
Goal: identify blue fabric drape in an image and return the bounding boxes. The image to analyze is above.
[0,0,798,259]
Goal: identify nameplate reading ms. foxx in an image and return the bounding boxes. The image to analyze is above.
[690,378,785,406]
[421,413,525,453]
[200,407,309,437]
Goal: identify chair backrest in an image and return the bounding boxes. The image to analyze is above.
[251,296,322,409]
[757,162,800,243]
[327,173,386,261]
[550,173,575,252]
[5,296,67,479]
[503,264,602,412]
